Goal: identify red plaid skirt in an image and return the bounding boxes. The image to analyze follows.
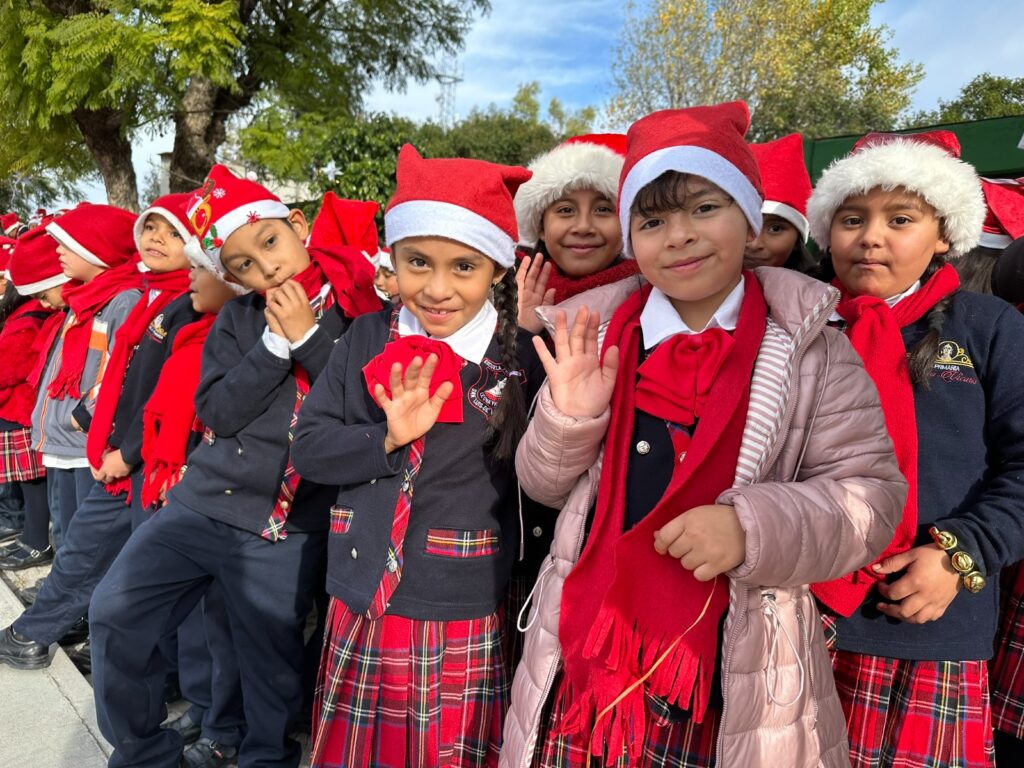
[536,673,719,768]
[311,597,508,768]
[0,427,44,484]
[990,562,1024,738]
[830,649,994,768]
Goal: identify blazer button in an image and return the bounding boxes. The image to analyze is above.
[369,478,377,485]
[532,526,544,538]
[280,500,289,510]
[635,440,651,455]
[224,489,233,495]
[387,559,398,573]
[236,447,244,456]
[350,548,358,559]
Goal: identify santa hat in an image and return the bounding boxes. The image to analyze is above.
[8,222,71,295]
[514,133,627,248]
[0,236,16,277]
[979,177,1024,250]
[134,193,197,253]
[384,144,531,269]
[618,101,764,258]
[807,130,986,258]
[1,213,22,237]
[46,203,138,268]
[184,164,291,275]
[749,133,811,242]
[308,192,383,266]
[377,246,393,271]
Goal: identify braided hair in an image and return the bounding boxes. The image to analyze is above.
[486,268,527,462]
[906,254,954,387]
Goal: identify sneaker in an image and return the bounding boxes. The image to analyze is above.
[0,540,53,570]
[181,738,238,768]
[163,708,202,746]
[0,625,50,670]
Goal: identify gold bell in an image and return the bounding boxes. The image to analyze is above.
[950,550,974,574]
[929,526,958,551]
[962,571,986,594]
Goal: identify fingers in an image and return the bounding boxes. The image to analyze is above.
[429,380,455,409]
[551,310,570,360]
[876,595,929,623]
[415,353,440,392]
[515,255,531,294]
[876,575,916,603]
[602,345,620,385]
[533,334,558,377]
[872,550,914,575]
[583,308,602,356]
[654,516,687,555]
[387,361,405,399]
[542,287,556,306]
[536,259,552,295]
[373,383,392,411]
[569,307,590,356]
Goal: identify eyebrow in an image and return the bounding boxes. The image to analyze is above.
[399,246,486,262]
[838,198,928,214]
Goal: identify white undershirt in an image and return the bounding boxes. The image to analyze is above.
[640,280,745,350]
[397,301,498,365]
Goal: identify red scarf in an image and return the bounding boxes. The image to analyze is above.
[48,260,144,399]
[556,273,765,763]
[362,335,465,423]
[86,268,192,496]
[28,309,67,389]
[307,244,381,318]
[140,313,216,508]
[811,264,960,616]
[518,249,642,305]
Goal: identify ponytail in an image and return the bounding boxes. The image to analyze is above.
[487,269,527,462]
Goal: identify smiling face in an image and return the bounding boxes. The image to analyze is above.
[139,213,190,273]
[829,187,949,299]
[540,188,623,277]
[392,236,504,338]
[218,211,311,292]
[629,174,752,328]
[55,242,104,282]
[744,214,800,269]
[189,266,239,314]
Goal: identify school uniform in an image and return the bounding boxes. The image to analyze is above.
[290,303,544,768]
[89,290,351,768]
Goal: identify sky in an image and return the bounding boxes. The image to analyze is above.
[77,0,1024,205]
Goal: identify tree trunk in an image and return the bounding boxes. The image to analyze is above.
[72,107,138,211]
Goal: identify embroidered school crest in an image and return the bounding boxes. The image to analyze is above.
[468,357,510,417]
[930,339,978,385]
[146,313,168,343]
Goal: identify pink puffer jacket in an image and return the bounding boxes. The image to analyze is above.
[501,267,907,768]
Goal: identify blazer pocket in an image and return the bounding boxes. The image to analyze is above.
[424,528,499,558]
[329,505,354,535]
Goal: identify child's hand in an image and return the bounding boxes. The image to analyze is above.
[654,504,746,582]
[70,414,82,432]
[92,449,133,483]
[533,307,618,418]
[265,280,316,343]
[516,254,555,334]
[375,353,455,454]
[872,545,962,624]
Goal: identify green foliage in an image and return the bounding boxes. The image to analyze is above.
[909,74,1024,127]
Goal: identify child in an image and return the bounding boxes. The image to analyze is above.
[956,177,1024,293]
[290,144,545,768]
[0,226,62,569]
[500,102,906,768]
[745,133,818,272]
[805,130,1024,768]
[87,164,380,768]
[373,253,399,300]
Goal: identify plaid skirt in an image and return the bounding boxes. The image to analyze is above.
[830,649,994,768]
[990,562,1024,738]
[0,427,44,484]
[535,673,719,768]
[311,597,508,768]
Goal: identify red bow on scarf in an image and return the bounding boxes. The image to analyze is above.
[362,336,465,423]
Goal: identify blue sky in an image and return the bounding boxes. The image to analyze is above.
[83,0,1024,204]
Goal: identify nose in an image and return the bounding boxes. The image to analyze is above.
[261,260,280,281]
[422,270,453,302]
[859,216,885,249]
[665,213,697,247]
[570,210,596,235]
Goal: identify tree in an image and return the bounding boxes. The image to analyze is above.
[0,1,488,209]
[609,0,923,141]
[909,74,1024,127]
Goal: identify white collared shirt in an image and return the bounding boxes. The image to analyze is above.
[640,279,745,350]
[829,280,921,322]
[397,301,498,364]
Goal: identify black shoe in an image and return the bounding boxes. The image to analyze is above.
[164,674,182,705]
[19,577,44,605]
[181,738,238,768]
[163,708,202,746]
[58,617,89,646]
[0,625,50,669]
[0,520,21,543]
[65,640,92,675]
[0,540,53,570]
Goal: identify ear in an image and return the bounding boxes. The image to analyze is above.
[934,230,951,256]
[287,209,309,240]
[492,266,508,286]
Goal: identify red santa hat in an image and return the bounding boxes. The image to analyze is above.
[807,130,986,258]
[514,133,627,248]
[384,145,532,269]
[8,221,72,294]
[46,203,138,268]
[0,236,16,277]
[133,192,197,253]
[618,101,764,258]
[749,133,811,242]
[184,164,291,276]
[979,177,1024,250]
[308,192,384,266]
[1,213,22,237]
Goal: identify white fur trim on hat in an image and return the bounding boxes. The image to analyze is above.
[13,272,71,296]
[201,200,291,265]
[45,221,106,267]
[385,200,516,269]
[762,201,809,242]
[514,142,625,248]
[619,146,763,259]
[806,138,986,258]
[980,231,1013,250]
[133,206,194,254]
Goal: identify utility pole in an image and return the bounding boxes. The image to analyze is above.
[435,53,462,131]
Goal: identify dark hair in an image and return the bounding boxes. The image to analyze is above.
[630,171,729,220]
[991,236,1024,304]
[487,268,528,462]
[783,238,821,274]
[955,245,1000,294]
[0,281,28,329]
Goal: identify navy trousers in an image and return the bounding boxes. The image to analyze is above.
[53,466,98,549]
[90,504,325,768]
